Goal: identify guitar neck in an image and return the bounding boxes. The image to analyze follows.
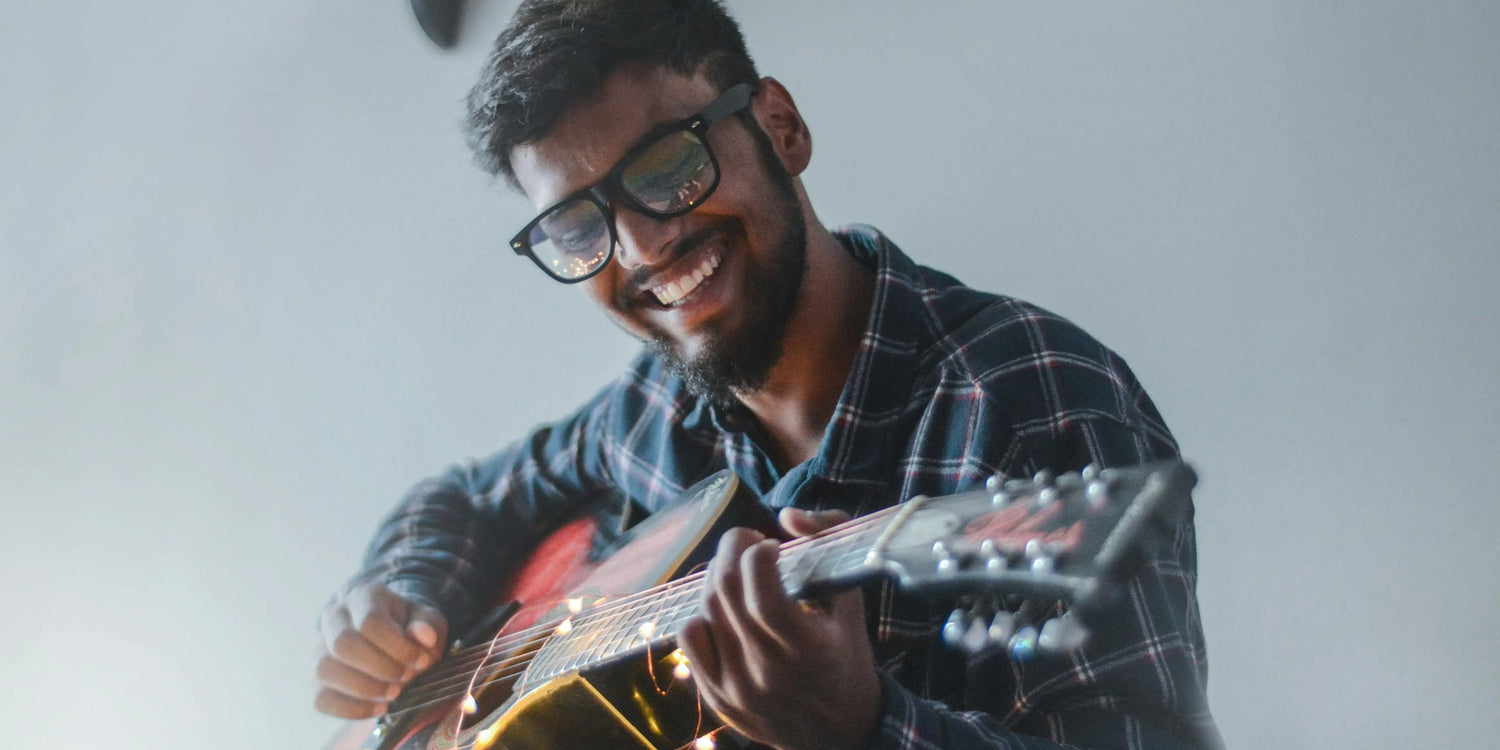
[525,517,886,684]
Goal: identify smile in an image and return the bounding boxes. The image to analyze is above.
[650,249,722,307]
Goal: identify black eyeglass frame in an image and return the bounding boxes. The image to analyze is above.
[508,82,757,284]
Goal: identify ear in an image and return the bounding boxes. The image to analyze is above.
[751,77,812,177]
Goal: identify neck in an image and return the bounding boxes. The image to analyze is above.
[735,221,875,470]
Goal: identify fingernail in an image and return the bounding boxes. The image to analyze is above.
[414,653,431,671]
[409,621,438,648]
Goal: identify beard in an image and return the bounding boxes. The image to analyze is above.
[647,124,807,408]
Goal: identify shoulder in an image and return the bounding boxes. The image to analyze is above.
[589,349,714,439]
[906,266,1176,465]
[581,349,726,493]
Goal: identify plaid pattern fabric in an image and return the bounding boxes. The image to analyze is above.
[354,225,1221,749]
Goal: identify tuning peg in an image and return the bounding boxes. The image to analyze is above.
[985,475,1004,492]
[1037,486,1060,506]
[942,609,970,649]
[1038,614,1091,652]
[1023,539,1043,559]
[1032,469,1055,487]
[1086,480,1110,511]
[978,539,1009,572]
[1030,555,1055,575]
[987,610,1016,645]
[1008,625,1040,662]
[1081,463,1101,482]
[962,615,992,654]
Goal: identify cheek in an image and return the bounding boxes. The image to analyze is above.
[580,273,620,315]
[581,273,649,336]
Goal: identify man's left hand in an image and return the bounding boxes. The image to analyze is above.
[679,508,882,750]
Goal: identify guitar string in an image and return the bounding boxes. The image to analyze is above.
[397,500,918,714]
[402,504,897,692]
[386,512,889,719]
[384,506,906,718]
[394,485,994,729]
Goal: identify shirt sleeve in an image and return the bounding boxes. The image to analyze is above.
[338,385,620,639]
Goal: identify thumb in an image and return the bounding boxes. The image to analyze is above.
[778,507,851,538]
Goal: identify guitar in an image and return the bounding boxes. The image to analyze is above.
[328,460,1195,750]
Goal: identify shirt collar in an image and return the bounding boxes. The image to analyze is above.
[805,224,933,487]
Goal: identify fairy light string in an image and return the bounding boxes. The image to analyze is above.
[381,504,896,721]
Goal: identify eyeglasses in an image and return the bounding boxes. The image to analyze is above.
[509,83,756,283]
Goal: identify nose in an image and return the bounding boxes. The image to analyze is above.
[610,205,680,272]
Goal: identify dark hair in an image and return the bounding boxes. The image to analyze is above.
[464,0,760,186]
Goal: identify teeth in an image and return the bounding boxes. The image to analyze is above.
[652,251,721,306]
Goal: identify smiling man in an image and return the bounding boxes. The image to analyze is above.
[315,2,1221,749]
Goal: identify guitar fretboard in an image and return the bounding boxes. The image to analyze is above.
[522,517,882,685]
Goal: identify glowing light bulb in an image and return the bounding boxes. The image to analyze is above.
[461,694,478,715]
[555,617,573,635]
[695,734,716,750]
[638,621,656,639]
[567,597,584,613]
[476,720,502,748]
[673,662,692,680]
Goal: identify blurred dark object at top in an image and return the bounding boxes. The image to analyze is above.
[412,0,465,49]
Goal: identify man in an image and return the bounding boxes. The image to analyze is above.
[315,1,1221,748]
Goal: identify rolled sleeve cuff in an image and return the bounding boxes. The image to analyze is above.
[862,669,934,750]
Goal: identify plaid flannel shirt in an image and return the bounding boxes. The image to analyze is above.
[354,225,1222,749]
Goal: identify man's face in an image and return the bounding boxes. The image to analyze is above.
[510,67,806,403]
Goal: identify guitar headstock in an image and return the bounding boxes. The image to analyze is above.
[865,459,1195,659]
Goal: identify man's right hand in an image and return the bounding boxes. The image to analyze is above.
[315,582,449,718]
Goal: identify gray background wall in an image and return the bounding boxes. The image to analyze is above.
[3,1,1496,747]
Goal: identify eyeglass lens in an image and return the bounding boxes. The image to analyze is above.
[528,129,718,280]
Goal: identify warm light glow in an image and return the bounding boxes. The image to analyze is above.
[695,734,716,750]
[567,597,584,613]
[555,617,573,635]
[669,649,688,665]
[461,694,478,715]
[673,662,692,680]
[476,720,502,749]
[638,621,656,639]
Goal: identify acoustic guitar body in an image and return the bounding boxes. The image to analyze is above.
[333,471,770,750]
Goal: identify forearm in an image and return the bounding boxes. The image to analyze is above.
[349,403,617,637]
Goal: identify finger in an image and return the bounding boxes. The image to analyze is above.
[346,586,427,668]
[707,539,791,691]
[738,538,800,648]
[323,608,409,683]
[316,655,403,702]
[777,507,850,537]
[677,617,721,685]
[314,686,387,720]
[683,600,755,728]
[704,528,761,622]
[406,603,448,669]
